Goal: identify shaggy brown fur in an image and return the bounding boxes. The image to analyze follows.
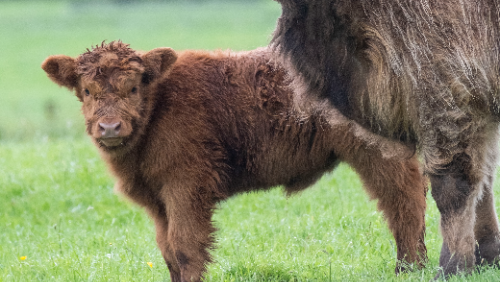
[272,0,500,278]
[42,41,428,281]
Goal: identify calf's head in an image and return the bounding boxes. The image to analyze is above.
[42,41,177,153]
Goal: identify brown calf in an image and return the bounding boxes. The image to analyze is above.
[42,41,427,281]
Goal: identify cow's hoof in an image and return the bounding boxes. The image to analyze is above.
[475,239,500,268]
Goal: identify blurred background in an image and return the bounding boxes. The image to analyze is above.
[0,0,280,142]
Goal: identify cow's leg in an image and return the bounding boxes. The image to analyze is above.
[429,125,499,279]
[162,189,217,282]
[332,123,428,272]
[429,133,498,278]
[475,176,500,267]
[430,164,478,278]
[474,143,500,267]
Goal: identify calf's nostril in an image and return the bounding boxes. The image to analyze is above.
[98,122,121,137]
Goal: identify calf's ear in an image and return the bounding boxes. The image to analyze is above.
[141,47,178,83]
[41,55,78,90]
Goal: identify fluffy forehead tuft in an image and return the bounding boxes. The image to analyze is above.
[76,41,144,79]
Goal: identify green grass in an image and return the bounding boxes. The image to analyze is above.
[2,140,500,281]
[1,1,500,281]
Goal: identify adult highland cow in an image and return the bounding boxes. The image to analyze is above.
[272,0,500,278]
[42,42,427,281]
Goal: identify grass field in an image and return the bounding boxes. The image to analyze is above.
[1,1,500,281]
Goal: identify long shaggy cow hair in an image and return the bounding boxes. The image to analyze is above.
[272,0,500,278]
[42,41,428,281]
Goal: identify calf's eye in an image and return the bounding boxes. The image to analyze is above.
[131,87,137,94]
[84,89,90,96]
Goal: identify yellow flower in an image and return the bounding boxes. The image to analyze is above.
[147,262,153,268]
[20,256,27,261]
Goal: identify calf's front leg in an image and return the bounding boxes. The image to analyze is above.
[153,215,183,282]
[156,187,217,282]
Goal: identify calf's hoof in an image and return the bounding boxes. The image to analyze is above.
[395,260,424,275]
[395,248,428,275]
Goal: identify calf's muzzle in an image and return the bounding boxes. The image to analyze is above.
[99,122,121,138]
[95,118,126,148]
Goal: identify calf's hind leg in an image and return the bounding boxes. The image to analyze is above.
[350,152,427,272]
[332,123,428,272]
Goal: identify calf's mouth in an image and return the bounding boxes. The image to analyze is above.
[98,137,124,148]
